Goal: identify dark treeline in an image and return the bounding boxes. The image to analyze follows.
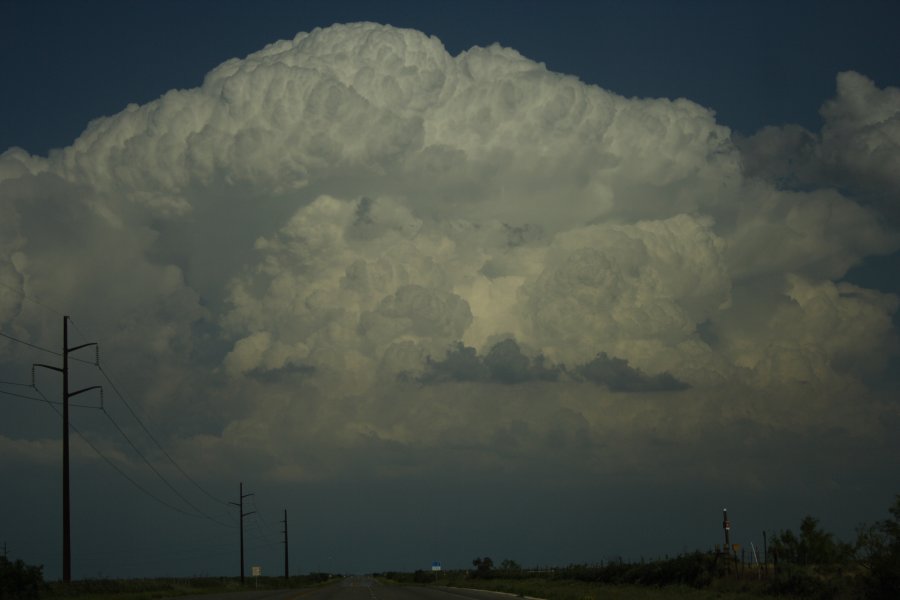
[0,557,43,600]
[379,494,900,600]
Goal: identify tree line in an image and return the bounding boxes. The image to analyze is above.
[385,494,900,599]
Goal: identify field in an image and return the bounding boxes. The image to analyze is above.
[4,573,337,600]
[377,551,877,600]
[436,577,799,600]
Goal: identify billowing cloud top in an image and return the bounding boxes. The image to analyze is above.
[2,23,898,486]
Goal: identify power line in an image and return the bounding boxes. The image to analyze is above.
[0,331,60,356]
[31,384,210,520]
[0,280,97,358]
[99,406,232,528]
[0,279,65,317]
[0,330,96,365]
[67,319,228,508]
[247,518,276,547]
[5,315,236,527]
[247,496,279,544]
[0,387,101,409]
[25,316,230,511]
[99,366,230,507]
[3,312,243,575]
[0,388,47,403]
[94,362,231,507]
[65,318,95,349]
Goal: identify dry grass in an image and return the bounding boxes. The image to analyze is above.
[439,577,803,600]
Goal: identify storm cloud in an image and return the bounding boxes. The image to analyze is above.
[1,22,898,496]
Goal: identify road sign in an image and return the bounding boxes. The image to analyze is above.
[431,561,442,572]
[252,566,261,577]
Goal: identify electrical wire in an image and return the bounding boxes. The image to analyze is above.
[0,387,101,408]
[95,362,232,507]
[67,317,233,514]
[8,381,260,573]
[246,496,280,545]
[4,310,236,528]
[248,517,276,546]
[0,331,60,356]
[0,283,95,365]
[1,301,247,553]
[0,279,65,317]
[99,407,233,528]
[0,387,47,403]
[0,330,98,366]
[31,384,209,520]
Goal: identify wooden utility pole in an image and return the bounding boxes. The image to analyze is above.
[34,316,99,582]
[282,509,289,580]
[230,483,255,584]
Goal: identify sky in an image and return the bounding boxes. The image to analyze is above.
[1,0,899,580]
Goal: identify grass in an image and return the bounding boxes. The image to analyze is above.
[41,578,237,600]
[39,575,337,600]
[436,577,805,600]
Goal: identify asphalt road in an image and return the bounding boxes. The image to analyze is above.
[178,578,521,600]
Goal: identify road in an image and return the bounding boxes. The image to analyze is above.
[178,578,524,600]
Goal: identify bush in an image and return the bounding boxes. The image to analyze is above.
[543,553,726,589]
[856,494,900,600]
[771,516,854,566]
[0,556,44,600]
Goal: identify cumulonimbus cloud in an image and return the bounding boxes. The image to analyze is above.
[1,23,898,483]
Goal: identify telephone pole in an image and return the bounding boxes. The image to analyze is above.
[282,509,289,580]
[229,483,255,584]
[723,508,731,549]
[33,316,100,583]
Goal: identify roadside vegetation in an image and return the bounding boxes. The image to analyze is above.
[0,569,336,600]
[378,494,900,600]
[4,495,897,600]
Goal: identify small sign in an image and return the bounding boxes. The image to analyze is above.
[251,566,261,577]
[431,561,442,572]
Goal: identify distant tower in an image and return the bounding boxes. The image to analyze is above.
[723,508,731,550]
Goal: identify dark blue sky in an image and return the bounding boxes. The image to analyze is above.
[3,0,900,156]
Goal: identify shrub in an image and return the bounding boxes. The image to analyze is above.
[856,494,900,600]
[771,516,854,566]
[0,556,44,600]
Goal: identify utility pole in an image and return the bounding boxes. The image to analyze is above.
[282,509,289,580]
[229,483,255,584]
[723,508,731,549]
[33,316,100,583]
